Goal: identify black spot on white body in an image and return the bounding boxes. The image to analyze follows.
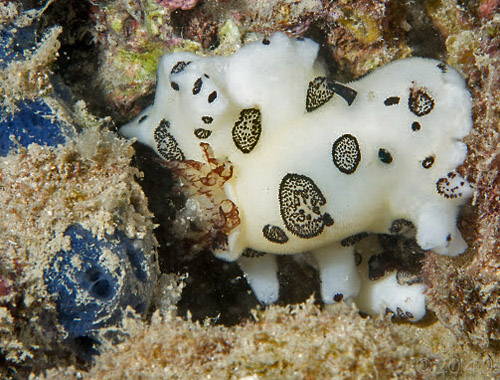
[242,248,267,258]
[384,96,400,106]
[378,148,393,164]
[232,108,262,153]
[154,119,185,161]
[171,61,191,74]
[306,77,334,112]
[436,171,468,199]
[278,173,333,239]
[332,134,361,174]
[262,224,289,244]
[194,128,212,139]
[409,86,435,116]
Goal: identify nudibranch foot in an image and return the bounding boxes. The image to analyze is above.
[238,253,279,305]
[311,243,361,304]
[354,236,427,322]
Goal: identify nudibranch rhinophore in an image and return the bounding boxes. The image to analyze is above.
[121,33,473,321]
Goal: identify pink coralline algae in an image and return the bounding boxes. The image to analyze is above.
[0,277,11,297]
[157,0,200,11]
[479,0,500,20]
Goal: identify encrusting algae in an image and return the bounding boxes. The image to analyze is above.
[41,299,500,379]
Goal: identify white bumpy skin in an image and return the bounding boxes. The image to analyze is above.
[121,33,473,321]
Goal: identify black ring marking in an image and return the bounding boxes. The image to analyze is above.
[422,155,435,169]
[171,61,191,74]
[262,224,289,244]
[232,108,262,153]
[154,119,185,161]
[332,134,361,174]
[278,173,333,239]
[201,116,213,124]
[306,77,335,112]
[409,86,435,116]
[194,128,212,139]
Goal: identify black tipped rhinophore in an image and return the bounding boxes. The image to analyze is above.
[327,80,357,106]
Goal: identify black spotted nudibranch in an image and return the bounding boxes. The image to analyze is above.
[121,33,473,321]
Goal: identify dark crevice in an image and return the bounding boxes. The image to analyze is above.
[38,1,109,120]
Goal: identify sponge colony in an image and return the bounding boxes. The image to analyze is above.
[44,224,157,358]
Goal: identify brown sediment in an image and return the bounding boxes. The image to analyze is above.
[41,299,500,380]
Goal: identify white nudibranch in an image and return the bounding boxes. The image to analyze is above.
[121,32,473,321]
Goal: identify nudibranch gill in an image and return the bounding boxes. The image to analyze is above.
[121,33,473,321]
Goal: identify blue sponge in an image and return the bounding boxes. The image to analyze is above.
[0,26,72,156]
[0,25,41,68]
[1,23,158,362]
[44,225,157,358]
[0,99,71,156]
